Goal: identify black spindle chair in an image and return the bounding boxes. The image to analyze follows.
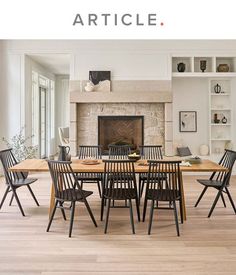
[143,160,183,236]
[77,145,103,197]
[138,145,163,201]
[0,148,39,216]
[108,145,131,159]
[194,149,236,218]
[47,160,97,237]
[101,159,140,234]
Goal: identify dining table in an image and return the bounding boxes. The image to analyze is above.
[9,158,227,221]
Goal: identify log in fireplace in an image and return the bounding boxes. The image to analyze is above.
[98,116,144,154]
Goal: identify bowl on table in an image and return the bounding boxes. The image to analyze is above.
[128,154,141,161]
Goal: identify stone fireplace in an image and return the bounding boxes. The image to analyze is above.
[69,80,173,156]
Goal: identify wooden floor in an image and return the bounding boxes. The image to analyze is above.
[1,173,236,275]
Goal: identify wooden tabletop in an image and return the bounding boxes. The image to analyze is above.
[9,158,227,173]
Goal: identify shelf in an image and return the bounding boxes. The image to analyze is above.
[211,93,230,96]
[211,139,231,141]
[172,72,236,78]
[211,108,231,111]
[211,123,231,126]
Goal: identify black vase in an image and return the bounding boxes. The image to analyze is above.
[177,63,185,72]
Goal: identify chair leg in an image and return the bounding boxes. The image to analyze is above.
[47,200,58,232]
[9,193,14,206]
[195,186,208,207]
[225,187,236,214]
[148,200,155,235]
[97,180,102,198]
[220,193,226,208]
[104,199,111,234]
[59,201,66,220]
[129,199,135,234]
[135,198,140,222]
[101,197,105,221]
[69,202,75,238]
[140,181,145,199]
[84,199,97,227]
[143,198,148,222]
[208,189,222,218]
[142,197,148,222]
[179,198,184,224]
[138,178,142,204]
[0,186,10,209]
[173,200,180,236]
[27,185,40,206]
[12,188,25,216]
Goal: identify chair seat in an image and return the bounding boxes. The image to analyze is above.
[146,189,181,201]
[12,178,37,187]
[104,188,137,200]
[77,173,102,181]
[56,189,93,201]
[197,179,224,188]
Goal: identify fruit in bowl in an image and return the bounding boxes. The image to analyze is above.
[128,153,141,161]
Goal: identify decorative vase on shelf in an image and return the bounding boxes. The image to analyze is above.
[177,62,185,72]
[213,113,220,124]
[214,83,221,94]
[217,64,229,72]
[200,60,207,72]
[222,116,227,124]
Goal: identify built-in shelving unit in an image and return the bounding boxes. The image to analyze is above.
[172,56,236,77]
[209,78,232,155]
[172,55,235,157]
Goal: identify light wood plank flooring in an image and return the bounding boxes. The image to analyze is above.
[0,173,236,275]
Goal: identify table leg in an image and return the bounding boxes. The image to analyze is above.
[49,183,55,219]
[180,172,187,221]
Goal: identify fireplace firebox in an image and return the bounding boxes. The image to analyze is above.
[98,116,144,154]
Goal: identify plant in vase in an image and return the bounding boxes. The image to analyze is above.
[1,127,38,162]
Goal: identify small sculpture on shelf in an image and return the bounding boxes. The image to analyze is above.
[214,83,221,94]
[213,113,220,124]
[200,60,207,72]
[177,62,186,72]
[221,116,227,124]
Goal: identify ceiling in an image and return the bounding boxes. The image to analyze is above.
[29,54,70,75]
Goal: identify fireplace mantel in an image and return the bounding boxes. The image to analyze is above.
[70,80,172,103]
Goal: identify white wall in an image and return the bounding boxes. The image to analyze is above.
[2,40,236,158]
[172,78,209,155]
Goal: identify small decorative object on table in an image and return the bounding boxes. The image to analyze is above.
[128,153,141,161]
[221,116,227,124]
[200,60,207,72]
[177,62,185,72]
[217,64,229,72]
[214,83,221,93]
[185,156,202,164]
